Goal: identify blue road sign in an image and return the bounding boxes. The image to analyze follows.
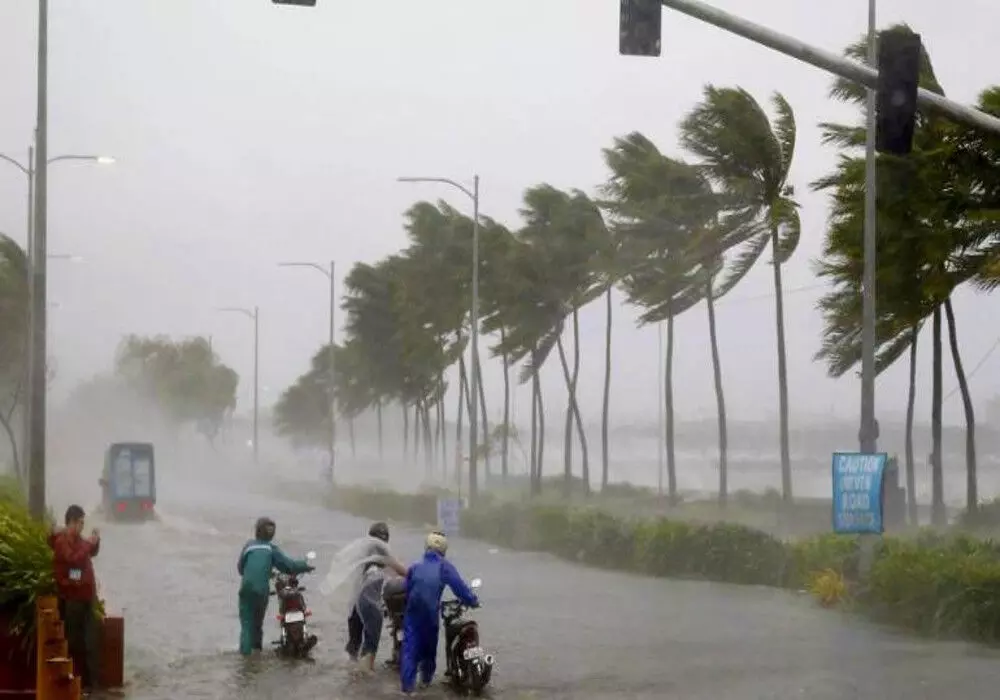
[436,497,462,536]
[831,452,887,534]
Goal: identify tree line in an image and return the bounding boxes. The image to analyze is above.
[273,27,1000,515]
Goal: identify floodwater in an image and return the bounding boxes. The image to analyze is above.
[87,466,1000,700]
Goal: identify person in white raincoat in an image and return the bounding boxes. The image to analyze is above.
[342,522,407,672]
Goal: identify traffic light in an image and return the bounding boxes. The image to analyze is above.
[875,28,922,156]
[619,0,662,57]
[272,0,317,6]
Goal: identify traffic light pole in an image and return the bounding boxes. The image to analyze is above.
[860,0,878,455]
[657,0,1000,137]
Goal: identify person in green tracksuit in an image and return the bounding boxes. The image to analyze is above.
[237,516,315,656]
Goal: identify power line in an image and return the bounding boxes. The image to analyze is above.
[944,334,1000,403]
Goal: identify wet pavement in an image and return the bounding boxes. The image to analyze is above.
[86,464,1000,700]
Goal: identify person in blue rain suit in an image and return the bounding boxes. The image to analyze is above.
[236,516,315,656]
[400,530,479,695]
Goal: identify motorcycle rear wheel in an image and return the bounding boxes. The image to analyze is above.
[468,662,487,697]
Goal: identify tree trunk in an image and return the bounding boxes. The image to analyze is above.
[473,343,490,479]
[422,401,434,477]
[530,351,539,494]
[457,357,467,489]
[665,309,677,504]
[0,376,23,484]
[571,308,589,491]
[705,277,728,507]
[348,416,356,459]
[437,392,447,480]
[904,327,918,526]
[931,307,945,526]
[601,287,612,490]
[376,398,384,461]
[771,231,792,502]
[501,327,510,481]
[0,413,21,487]
[944,298,977,513]
[557,334,590,498]
[560,333,574,498]
[534,347,546,495]
[402,402,409,462]
[412,403,421,463]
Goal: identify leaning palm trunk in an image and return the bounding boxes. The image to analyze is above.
[705,277,728,507]
[456,357,468,484]
[533,346,546,495]
[944,299,977,513]
[557,334,590,497]
[665,309,677,504]
[348,416,356,459]
[904,328,918,526]
[558,335,574,498]
[402,402,410,462]
[930,307,945,526]
[571,309,589,490]
[0,376,23,484]
[771,232,792,502]
[376,398,384,461]
[601,287,613,490]
[422,401,434,477]
[413,403,422,463]
[530,355,539,492]
[475,352,491,480]
[501,327,511,481]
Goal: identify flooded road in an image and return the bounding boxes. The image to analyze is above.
[87,466,1000,699]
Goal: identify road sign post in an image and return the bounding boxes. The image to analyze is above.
[436,497,462,536]
[832,452,888,535]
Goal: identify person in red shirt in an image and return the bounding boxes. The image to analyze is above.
[49,504,101,693]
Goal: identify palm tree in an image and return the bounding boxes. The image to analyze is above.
[518,185,605,497]
[678,86,801,503]
[813,26,993,522]
[0,234,28,483]
[601,133,710,504]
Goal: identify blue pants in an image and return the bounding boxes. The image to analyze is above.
[345,596,383,658]
[400,612,439,692]
[238,590,268,656]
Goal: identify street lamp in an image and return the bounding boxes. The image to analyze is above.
[0,150,114,262]
[278,260,337,480]
[2,137,110,515]
[397,174,481,503]
[218,306,260,464]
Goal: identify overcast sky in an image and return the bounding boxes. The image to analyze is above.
[0,0,997,430]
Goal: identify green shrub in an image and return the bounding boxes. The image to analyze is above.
[0,489,56,639]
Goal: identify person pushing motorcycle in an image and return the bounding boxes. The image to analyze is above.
[400,531,479,695]
[344,521,407,673]
[236,517,315,656]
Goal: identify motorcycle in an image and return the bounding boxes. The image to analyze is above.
[442,577,494,696]
[381,576,407,668]
[271,551,319,658]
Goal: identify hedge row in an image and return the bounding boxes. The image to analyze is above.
[328,485,1000,644]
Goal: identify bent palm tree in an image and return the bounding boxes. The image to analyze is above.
[678,86,801,503]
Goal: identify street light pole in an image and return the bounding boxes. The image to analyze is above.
[218,306,260,464]
[27,0,50,518]
[396,174,481,503]
[0,147,112,500]
[278,260,337,480]
[859,0,878,455]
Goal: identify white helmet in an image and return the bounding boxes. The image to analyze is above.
[425,530,448,555]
